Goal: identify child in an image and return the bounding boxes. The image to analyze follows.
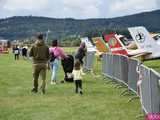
[72,60,85,95]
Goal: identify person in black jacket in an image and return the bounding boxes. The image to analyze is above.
[22,46,28,59]
[75,42,87,65]
[13,45,20,60]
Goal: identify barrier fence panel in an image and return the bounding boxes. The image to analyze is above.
[102,54,106,75]
[119,55,128,85]
[102,54,113,78]
[107,54,113,78]
[149,69,160,112]
[140,65,152,113]
[112,54,120,80]
[84,52,95,71]
[128,58,139,94]
[110,54,129,85]
[101,53,160,114]
[106,54,113,78]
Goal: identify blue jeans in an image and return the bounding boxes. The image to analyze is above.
[50,59,59,82]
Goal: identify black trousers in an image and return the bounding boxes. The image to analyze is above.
[15,54,19,60]
[75,80,82,93]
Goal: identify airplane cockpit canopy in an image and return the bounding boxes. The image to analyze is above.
[119,37,130,46]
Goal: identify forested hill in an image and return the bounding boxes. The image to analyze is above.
[0,9,160,40]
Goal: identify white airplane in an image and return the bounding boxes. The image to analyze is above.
[128,26,160,60]
[104,26,160,60]
[81,37,97,52]
[152,34,160,45]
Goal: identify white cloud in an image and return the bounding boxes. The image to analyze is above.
[0,0,159,18]
[61,0,102,18]
[3,0,48,11]
[109,0,157,14]
[63,0,101,9]
[0,0,5,8]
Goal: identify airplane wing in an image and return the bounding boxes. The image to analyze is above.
[127,48,152,57]
[131,52,152,58]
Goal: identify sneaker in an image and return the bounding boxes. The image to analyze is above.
[51,81,56,85]
[53,82,56,85]
[31,88,38,93]
[60,80,65,83]
[51,81,54,85]
[80,91,83,95]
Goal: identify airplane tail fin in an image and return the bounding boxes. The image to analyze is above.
[104,33,128,55]
[92,37,109,53]
[81,37,96,52]
[128,26,157,52]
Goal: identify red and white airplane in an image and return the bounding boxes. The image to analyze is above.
[104,26,160,60]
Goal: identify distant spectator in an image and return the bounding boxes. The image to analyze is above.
[13,45,20,60]
[0,45,2,54]
[29,34,50,94]
[22,46,28,59]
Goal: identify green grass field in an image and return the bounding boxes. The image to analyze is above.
[1,48,158,120]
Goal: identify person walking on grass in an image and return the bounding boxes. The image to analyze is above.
[13,45,20,60]
[72,60,85,95]
[22,45,28,59]
[29,34,49,94]
[49,39,68,85]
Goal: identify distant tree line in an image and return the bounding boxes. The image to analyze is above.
[0,9,160,47]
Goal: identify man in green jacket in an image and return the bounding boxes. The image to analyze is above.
[29,34,49,94]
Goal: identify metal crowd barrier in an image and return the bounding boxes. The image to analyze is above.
[112,54,120,81]
[118,55,128,85]
[102,54,129,85]
[128,58,139,94]
[102,54,107,75]
[140,65,160,113]
[102,54,113,78]
[83,52,95,71]
[149,69,160,113]
[139,65,151,113]
[86,52,160,114]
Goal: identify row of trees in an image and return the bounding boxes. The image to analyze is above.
[15,27,130,47]
[1,10,160,42]
[45,27,130,47]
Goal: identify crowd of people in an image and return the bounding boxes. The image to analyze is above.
[12,45,28,60]
[13,34,87,95]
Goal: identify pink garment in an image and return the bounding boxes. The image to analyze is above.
[49,47,67,60]
[146,113,160,120]
[0,47,2,53]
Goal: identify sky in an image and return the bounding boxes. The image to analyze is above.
[0,0,160,19]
